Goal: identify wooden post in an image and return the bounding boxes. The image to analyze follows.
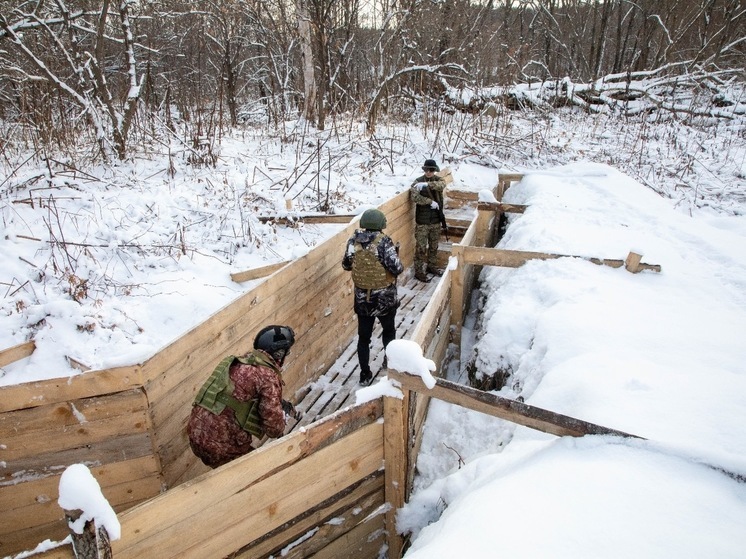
[496,173,525,201]
[450,244,465,345]
[496,178,506,202]
[384,393,408,559]
[625,251,643,273]
[474,207,494,249]
[64,509,113,559]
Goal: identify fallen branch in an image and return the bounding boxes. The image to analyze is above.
[257,214,355,225]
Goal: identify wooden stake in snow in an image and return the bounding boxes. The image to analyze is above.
[63,508,113,559]
[58,464,120,559]
[625,251,643,273]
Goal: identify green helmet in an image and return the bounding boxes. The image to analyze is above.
[360,209,387,231]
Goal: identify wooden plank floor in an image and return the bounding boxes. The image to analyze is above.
[284,273,440,433]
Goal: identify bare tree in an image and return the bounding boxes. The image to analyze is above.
[1,0,743,156]
[0,0,144,160]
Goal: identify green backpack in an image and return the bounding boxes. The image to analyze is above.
[193,352,278,438]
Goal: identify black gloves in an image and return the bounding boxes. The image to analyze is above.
[281,399,302,421]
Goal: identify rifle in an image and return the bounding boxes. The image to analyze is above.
[438,206,449,241]
[421,183,449,241]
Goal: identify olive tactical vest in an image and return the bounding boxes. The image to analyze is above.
[193,352,279,438]
[351,233,394,290]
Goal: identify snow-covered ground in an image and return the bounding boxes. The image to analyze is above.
[2,107,745,557]
[400,162,746,558]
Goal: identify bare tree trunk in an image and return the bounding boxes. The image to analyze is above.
[296,0,317,124]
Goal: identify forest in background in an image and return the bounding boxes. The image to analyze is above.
[0,0,744,388]
[1,0,744,162]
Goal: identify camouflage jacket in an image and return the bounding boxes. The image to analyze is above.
[410,174,446,225]
[342,229,403,317]
[187,349,286,468]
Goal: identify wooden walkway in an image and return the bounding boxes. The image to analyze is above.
[285,273,439,431]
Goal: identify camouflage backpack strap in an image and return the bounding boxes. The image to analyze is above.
[351,233,395,291]
[193,354,264,438]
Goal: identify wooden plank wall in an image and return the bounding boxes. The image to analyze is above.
[0,381,162,557]
[0,191,415,557]
[391,175,500,535]
[450,204,497,343]
[34,400,386,559]
[141,191,415,488]
[406,271,453,494]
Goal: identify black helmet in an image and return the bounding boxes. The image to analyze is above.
[359,208,387,231]
[254,325,295,354]
[422,159,439,172]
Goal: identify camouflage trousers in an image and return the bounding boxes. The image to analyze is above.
[414,223,441,272]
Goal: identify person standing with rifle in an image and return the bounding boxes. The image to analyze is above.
[410,158,447,282]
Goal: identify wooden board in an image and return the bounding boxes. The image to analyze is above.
[388,369,640,439]
[497,173,524,199]
[476,201,528,213]
[384,394,408,559]
[310,511,386,559]
[230,260,290,282]
[235,474,384,558]
[113,422,384,558]
[1,389,151,463]
[109,402,381,553]
[0,365,143,413]
[462,246,662,272]
[257,214,356,224]
[1,457,161,535]
[0,454,162,557]
[0,340,35,367]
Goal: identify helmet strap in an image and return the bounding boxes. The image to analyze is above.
[271,348,287,366]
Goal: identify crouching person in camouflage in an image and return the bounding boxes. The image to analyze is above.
[187,325,299,468]
[342,209,403,386]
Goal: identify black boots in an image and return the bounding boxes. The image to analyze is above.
[359,369,373,386]
[415,264,443,282]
